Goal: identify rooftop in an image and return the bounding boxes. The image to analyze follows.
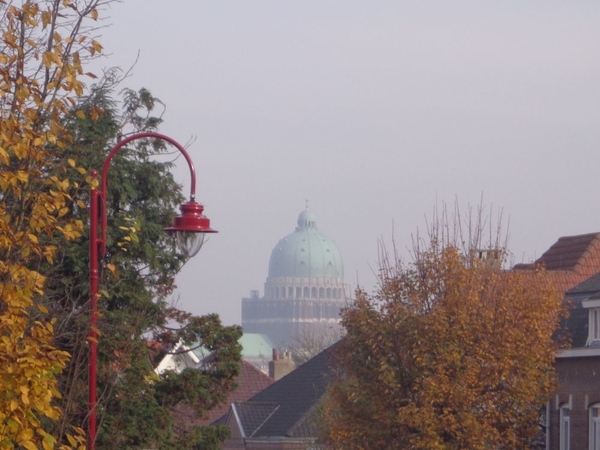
[514,232,600,294]
[221,342,337,438]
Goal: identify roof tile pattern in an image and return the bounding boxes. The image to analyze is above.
[234,402,279,437]
[232,343,336,438]
[514,233,600,294]
[511,233,600,350]
[174,360,273,429]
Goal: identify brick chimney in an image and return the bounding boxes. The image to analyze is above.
[269,348,295,381]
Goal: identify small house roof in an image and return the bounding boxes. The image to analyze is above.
[514,233,600,294]
[175,359,273,429]
[224,342,337,438]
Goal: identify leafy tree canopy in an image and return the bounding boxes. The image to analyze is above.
[323,206,566,450]
[0,1,110,447]
[43,72,242,449]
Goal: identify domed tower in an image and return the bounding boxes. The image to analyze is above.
[242,208,350,346]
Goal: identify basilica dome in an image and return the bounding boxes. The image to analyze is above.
[268,209,344,279]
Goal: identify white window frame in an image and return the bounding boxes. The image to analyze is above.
[590,404,600,450]
[592,309,600,343]
[560,404,570,450]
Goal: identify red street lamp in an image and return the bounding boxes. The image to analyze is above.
[87,132,216,449]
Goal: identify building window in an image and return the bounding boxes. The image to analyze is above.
[590,309,600,344]
[560,404,570,450]
[592,405,600,450]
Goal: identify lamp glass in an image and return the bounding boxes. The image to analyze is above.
[176,231,206,257]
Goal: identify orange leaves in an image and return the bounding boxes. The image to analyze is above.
[326,246,564,449]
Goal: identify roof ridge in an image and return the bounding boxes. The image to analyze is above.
[247,403,280,437]
[573,234,600,270]
[241,359,272,377]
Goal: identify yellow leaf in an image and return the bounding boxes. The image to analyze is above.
[91,8,98,20]
[75,110,85,119]
[22,441,37,450]
[42,52,53,69]
[68,158,76,167]
[17,428,33,444]
[91,40,103,53]
[67,434,77,446]
[16,171,29,183]
[106,263,118,278]
[0,147,9,165]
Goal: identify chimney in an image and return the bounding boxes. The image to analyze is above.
[269,348,295,381]
[470,248,503,270]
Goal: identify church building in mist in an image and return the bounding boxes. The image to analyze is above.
[241,208,350,346]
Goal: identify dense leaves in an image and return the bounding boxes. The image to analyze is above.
[0,1,109,447]
[324,241,566,449]
[43,78,242,449]
[0,2,240,448]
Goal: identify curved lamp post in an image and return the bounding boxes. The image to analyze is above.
[88,132,216,449]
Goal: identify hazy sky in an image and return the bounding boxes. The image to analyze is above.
[93,1,600,325]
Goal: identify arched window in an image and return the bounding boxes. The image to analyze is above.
[326,288,331,299]
[311,287,317,298]
[319,287,325,298]
[304,287,309,298]
[288,287,293,298]
[281,286,286,298]
[296,287,301,298]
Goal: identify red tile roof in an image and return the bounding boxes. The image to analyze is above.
[174,360,273,430]
[513,233,600,294]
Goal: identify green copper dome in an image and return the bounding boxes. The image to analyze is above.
[268,209,344,279]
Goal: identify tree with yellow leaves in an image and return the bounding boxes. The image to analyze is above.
[0,1,111,448]
[323,206,566,449]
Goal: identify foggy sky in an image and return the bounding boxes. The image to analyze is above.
[93,1,600,325]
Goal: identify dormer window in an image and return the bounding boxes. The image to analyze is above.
[582,299,600,346]
[592,309,600,343]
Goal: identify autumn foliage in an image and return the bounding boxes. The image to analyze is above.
[324,237,566,449]
[0,1,106,448]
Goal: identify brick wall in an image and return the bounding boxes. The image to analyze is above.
[552,356,600,450]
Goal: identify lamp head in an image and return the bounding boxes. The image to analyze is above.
[164,201,217,257]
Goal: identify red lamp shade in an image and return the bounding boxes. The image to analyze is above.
[164,201,217,257]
